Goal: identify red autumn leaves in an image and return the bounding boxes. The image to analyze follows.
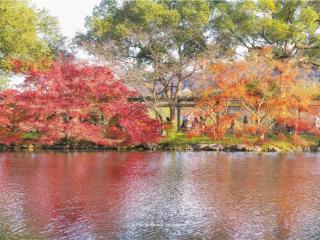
[0,59,161,146]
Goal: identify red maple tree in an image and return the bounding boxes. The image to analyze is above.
[0,59,161,146]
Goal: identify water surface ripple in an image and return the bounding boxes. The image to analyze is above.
[0,152,320,239]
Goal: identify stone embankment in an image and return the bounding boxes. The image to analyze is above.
[143,143,320,152]
[3,143,320,152]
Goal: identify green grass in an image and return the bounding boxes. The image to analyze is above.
[161,128,320,151]
[162,130,259,147]
[161,129,212,146]
[216,135,259,145]
[21,132,41,140]
[261,141,294,152]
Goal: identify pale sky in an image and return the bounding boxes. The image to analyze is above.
[32,0,101,39]
[12,0,101,87]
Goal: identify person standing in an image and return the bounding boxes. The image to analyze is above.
[181,115,189,131]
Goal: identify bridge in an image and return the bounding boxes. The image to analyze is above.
[129,96,320,131]
[128,96,197,130]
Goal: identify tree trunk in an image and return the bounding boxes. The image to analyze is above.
[256,114,265,140]
[260,132,265,141]
[177,107,181,131]
[169,105,176,125]
[294,109,300,144]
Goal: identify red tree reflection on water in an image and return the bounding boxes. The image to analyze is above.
[0,152,320,239]
[0,152,161,239]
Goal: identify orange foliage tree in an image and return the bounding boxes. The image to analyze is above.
[198,49,320,140]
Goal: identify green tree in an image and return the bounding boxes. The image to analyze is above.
[77,0,210,124]
[212,0,320,65]
[37,8,67,56]
[0,0,65,72]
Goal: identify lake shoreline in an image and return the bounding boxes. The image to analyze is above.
[2,143,320,153]
[117,143,319,152]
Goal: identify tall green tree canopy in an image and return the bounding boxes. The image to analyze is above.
[212,0,320,65]
[78,0,210,121]
[37,8,67,56]
[0,0,65,71]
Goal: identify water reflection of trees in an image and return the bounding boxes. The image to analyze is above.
[0,152,320,238]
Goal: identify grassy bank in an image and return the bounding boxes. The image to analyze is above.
[160,129,320,152]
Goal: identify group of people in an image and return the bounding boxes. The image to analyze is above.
[180,114,205,131]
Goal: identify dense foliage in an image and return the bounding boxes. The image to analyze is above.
[212,0,320,64]
[197,49,320,142]
[78,0,320,130]
[0,0,65,71]
[78,0,210,122]
[0,0,320,148]
[0,60,161,146]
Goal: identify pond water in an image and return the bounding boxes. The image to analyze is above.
[0,152,320,239]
